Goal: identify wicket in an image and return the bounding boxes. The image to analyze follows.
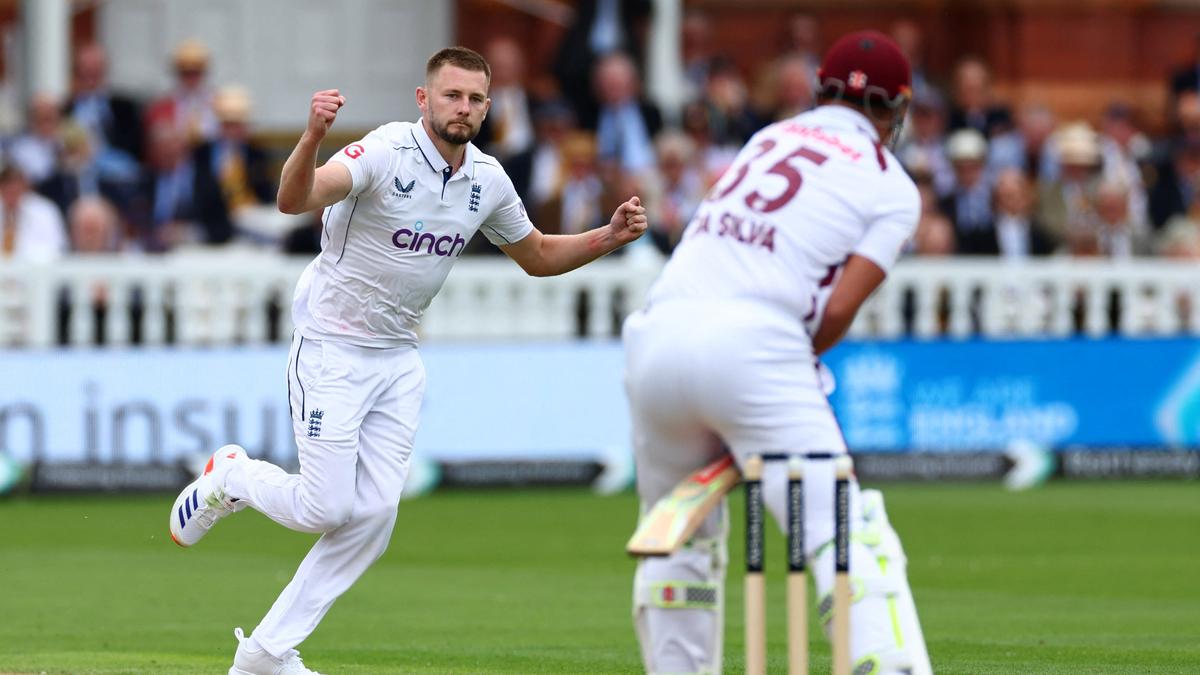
[743,452,853,675]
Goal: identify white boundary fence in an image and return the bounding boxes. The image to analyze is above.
[854,258,1200,339]
[1,254,1198,347]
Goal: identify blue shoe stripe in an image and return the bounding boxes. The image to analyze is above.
[177,505,186,529]
[191,489,198,510]
[184,497,193,519]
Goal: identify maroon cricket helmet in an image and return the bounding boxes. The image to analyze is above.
[817,30,912,111]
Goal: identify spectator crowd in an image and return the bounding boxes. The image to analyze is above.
[2,40,276,261]
[6,7,1200,263]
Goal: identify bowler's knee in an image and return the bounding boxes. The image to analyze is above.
[304,494,355,532]
[350,500,400,531]
[345,501,401,560]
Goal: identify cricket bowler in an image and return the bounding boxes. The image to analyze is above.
[167,46,647,675]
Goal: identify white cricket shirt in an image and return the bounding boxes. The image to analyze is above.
[292,119,534,347]
[646,105,919,333]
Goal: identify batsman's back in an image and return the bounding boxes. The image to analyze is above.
[646,105,920,333]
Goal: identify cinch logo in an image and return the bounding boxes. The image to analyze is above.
[392,221,467,257]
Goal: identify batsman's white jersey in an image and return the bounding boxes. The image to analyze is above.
[221,119,534,660]
[624,105,929,675]
[646,104,919,334]
[293,119,534,347]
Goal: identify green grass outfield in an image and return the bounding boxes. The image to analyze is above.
[1,482,1197,674]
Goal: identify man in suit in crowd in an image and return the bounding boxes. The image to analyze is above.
[593,52,662,174]
[553,0,652,128]
[64,44,143,167]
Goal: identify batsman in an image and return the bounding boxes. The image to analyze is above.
[622,32,932,674]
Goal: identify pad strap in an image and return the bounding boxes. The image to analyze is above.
[642,581,720,610]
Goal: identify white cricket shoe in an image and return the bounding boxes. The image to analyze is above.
[230,627,326,675]
[168,444,247,547]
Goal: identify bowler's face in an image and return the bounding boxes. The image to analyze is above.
[420,65,490,146]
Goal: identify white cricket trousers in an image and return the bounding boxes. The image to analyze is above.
[224,333,425,658]
[624,299,911,674]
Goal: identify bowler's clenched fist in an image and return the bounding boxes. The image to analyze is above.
[610,196,648,244]
[308,89,346,140]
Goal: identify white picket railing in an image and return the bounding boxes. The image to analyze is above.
[1,254,1198,347]
[853,258,1200,339]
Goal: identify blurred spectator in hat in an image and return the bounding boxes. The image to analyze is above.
[592,52,661,174]
[1098,102,1152,233]
[129,122,231,250]
[6,93,62,184]
[890,18,931,101]
[35,122,131,220]
[988,102,1059,183]
[68,195,123,253]
[645,130,705,254]
[145,39,218,145]
[897,90,954,197]
[553,0,652,129]
[700,56,763,145]
[477,37,536,208]
[940,128,994,242]
[0,164,67,261]
[193,86,274,214]
[64,43,143,171]
[1148,135,1200,230]
[947,56,1012,139]
[1038,122,1102,242]
[959,168,1056,257]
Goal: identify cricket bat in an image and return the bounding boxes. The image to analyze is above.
[626,455,741,557]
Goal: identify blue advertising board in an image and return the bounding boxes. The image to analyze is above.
[1,338,1198,468]
[822,338,1200,451]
